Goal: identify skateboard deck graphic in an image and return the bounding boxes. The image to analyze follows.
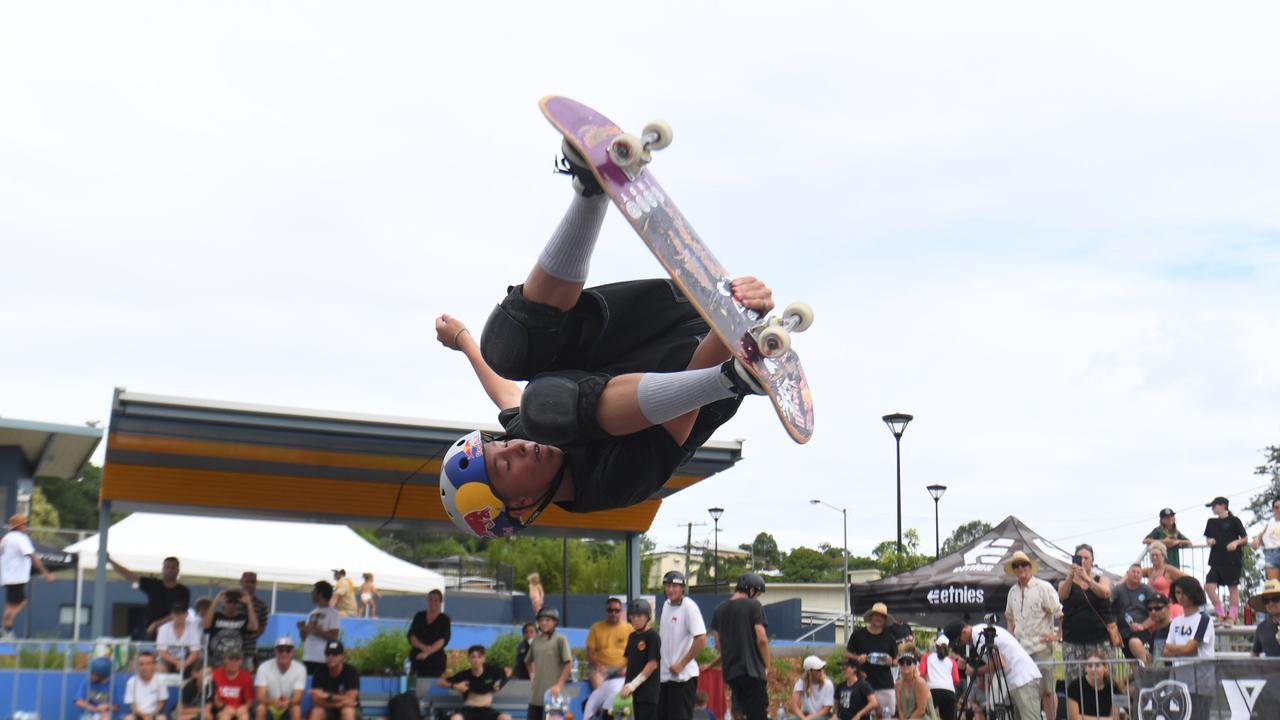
[540,95,814,443]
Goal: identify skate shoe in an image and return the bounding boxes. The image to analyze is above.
[719,358,766,396]
[554,139,604,197]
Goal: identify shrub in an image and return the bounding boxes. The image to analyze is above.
[487,630,522,670]
[345,628,409,675]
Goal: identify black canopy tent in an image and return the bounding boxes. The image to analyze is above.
[851,516,1119,629]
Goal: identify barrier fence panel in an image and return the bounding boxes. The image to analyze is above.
[0,638,212,720]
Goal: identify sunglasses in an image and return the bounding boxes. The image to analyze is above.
[1266,598,1280,604]
[607,607,623,613]
[897,659,917,666]
[1147,605,1168,611]
[275,647,295,653]
[1012,562,1031,569]
[325,651,344,657]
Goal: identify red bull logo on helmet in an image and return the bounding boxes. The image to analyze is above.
[464,507,496,536]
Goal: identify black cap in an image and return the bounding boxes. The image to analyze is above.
[1206,496,1230,508]
[1146,592,1170,607]
[324,640,345,655]
[662,570,687,586]
[1159,508,1176,518]
[942,621,966,646]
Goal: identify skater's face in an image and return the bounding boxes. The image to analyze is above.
[628,612,649,631]
[538,615,558,635]
[485,439,564,516]
[664,582,686,603]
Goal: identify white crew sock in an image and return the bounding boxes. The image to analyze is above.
[536,193,609,282]
[636,366,736,426]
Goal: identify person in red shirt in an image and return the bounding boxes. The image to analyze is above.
[207,650,255,720]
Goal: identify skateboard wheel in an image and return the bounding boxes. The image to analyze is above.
[783,302,815,332]
[609,134,645,168]
[758,325,791,358]
[642,120,673,151]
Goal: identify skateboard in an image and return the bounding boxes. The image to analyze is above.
[540,95,815,443]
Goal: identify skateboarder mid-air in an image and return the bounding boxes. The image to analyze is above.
[436,143,772,539]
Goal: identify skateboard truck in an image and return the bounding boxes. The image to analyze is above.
[607,120,673,180]
[753,302,815,358]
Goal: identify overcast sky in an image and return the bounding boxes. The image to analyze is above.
[3,2,1278,575]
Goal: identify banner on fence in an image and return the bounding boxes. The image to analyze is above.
[1136,659,1280,720]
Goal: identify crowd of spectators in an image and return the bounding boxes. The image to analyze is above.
[32,493,1280,720]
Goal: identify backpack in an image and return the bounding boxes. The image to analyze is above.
[387,692,421,720]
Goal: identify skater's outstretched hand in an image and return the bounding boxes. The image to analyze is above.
[435,313,471,351]
[731,277,774,314]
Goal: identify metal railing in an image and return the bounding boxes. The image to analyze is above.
[0,637,214,720]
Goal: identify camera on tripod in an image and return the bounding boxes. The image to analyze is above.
[954,617,1021,720]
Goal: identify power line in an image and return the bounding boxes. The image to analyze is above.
[1050,482,1272,544]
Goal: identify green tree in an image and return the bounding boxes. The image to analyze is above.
[741,532,780,570]
[30,487,60,529]
[940,520,994,556]
[35,462,103,530]
[1246,446,1280,523]
[872,529,932,577]
[779,546,841,582]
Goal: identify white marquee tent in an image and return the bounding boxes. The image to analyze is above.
[67,512,446,594]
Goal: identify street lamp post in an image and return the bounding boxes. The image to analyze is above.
[882,413,913,554]
[926,484,947,558]
[708,507,724,596]
[810,499,849,634]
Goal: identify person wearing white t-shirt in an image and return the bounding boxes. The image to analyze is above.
[0,513,53,638]
[1163,576,1215,717]
[658,571,707,720]
[157,602,204,676]
[1250,498,1280,581]
[789,656,835,720]
[942,620,1041,720]
[256,636,307,720]
[297,581,341,677]
[124,651,168,720]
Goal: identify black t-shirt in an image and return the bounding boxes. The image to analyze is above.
[1204,515,1248,566]
[1253,618,1280,658]
[834,679,874,720]
[138,578,191,627]
[497,397,742,515]
[208,610,250,665]
[1148,622,1171,659]
[312,664,361,694]
[447,664,507,699]
[1066,678,1113,716]
[1061,580,1110,644]
[845,628,897,690]
[711,597,768,682]
[407,611,452,677]
[624,628,661,705]
[513,639,532,680]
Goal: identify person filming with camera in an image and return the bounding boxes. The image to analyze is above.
[942,619,1042,720]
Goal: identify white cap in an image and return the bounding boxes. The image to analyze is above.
[802,655,825,671]
[935,634,950,646]
[274,635,296,648]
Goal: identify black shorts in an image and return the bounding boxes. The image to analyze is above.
[1206,565,1242,586]
[304,660,327,677]
[526,706,544,720]
[659,679,699,720]
[726,677,768,720]
[483,279,706,382]
[4,584,24,604]
[1121,629,1152,658]
[453,708,500,720]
